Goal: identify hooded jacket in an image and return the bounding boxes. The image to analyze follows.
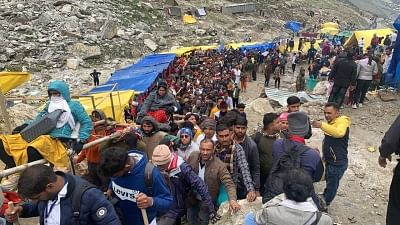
[329,57,357,88]
[140,116,168,160]
[110,151,172,225]
[21,171,121,225]
[34,80,92,142]
[138,90,178,116]
[321,116,351,165]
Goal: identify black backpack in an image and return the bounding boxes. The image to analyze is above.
[262,139,309,203]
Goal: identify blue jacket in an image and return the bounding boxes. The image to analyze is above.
[20,172,121,225]
[165,155,215,219]
[33,80,92,141]
[110,151,172,225]
[272,139,324,182]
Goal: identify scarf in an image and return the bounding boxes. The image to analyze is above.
[48,96,75,129]
[289,135,305,144]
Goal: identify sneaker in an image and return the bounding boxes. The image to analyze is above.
[317,194,328,213]
[352,104,357,109]
[358,103,363,107]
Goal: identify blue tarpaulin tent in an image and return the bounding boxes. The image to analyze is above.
[88,53,176,93]
[240,42,276,53]
[387,15,400,88]
[285,21,302,33]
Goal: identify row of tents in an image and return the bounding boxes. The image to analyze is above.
[1,24,399,127]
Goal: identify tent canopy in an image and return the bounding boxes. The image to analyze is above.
[167,45,217,56]
[285,21,302,33]
[88,53,176,93]
[0,72,31,94]
[337,30,353,37]
[344,28,395,49]
[240,42,275,52]
[79,90,134,123]
[319,27,340,35]
[321,22,339,29]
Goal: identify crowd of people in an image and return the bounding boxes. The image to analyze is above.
[0,31,399,225]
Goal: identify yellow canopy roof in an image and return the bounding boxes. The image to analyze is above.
[344,28,395,49]
[182,14,196,24]
[79,90,135,123]
[321,22,339,29]
[168,45,218,56]
[226,42,260,50]
[0,72,31,94]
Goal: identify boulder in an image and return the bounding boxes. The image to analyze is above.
[66,58,80,69]
[68,43,101,60]
[195,29,207,36]
[311,80,329,95]
[144,38,158,51]
[61,4,72,13]
[246,98,274,115]
[100,20,118,39]
[215,197,262,225]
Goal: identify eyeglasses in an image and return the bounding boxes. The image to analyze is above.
[180,135,190,139]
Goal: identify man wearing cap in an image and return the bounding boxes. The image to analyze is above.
[286,96,312,139]
[187,139,241,225]
[233,116,261,198]
[137,80,178,123]
[196,119,218,146]
[215,124,257,202]
[152,145,220,225]
[267,112,324,205]
[99,147,172,225]
[251,113,281,193]
[312,102,351,207]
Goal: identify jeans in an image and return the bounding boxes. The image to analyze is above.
[323,162,348,205]
[328,84,348,107]
[292,64,296,73]
[232,98,239,108]
[353,79,371,104]
[387,162,400,225]
[187,201,209,225]
[244,213,257,225]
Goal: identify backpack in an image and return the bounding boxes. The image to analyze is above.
[71,183,97,225]
[262,139,309,203]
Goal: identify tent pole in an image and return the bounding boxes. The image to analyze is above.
[0,89,12,134]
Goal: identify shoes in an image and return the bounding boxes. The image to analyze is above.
[352,104,357,109]
[317,194,328,213]
[358,103,363,107]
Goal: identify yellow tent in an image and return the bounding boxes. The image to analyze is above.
[168,45,218,56]
[79,90,135,123]
[321,22,339,29]
[182,14,196,24]
[319,27,340,35]
[344,28,395,49]
[0,72,31,94]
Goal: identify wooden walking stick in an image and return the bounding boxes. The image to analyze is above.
[8,202,21,225]
[141,209,150,225]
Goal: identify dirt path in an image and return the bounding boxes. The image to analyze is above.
[241,65,400,225]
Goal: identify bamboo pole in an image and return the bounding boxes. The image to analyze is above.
[0,90,12,134]
[0,131,123,178]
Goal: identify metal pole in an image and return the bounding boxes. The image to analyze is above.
[109,92,116,120]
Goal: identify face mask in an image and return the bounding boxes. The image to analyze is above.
[50,96,63,102]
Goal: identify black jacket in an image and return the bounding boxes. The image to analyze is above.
[329,57,357,88]
[238,136,261,191]
[379,114,400,158]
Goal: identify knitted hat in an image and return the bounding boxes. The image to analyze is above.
[200,119,217,130]
[158,81,168,89]
[279,112,289,121]
[152,145,172,166]
[179,127,193,139]
[288,112,309,137]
